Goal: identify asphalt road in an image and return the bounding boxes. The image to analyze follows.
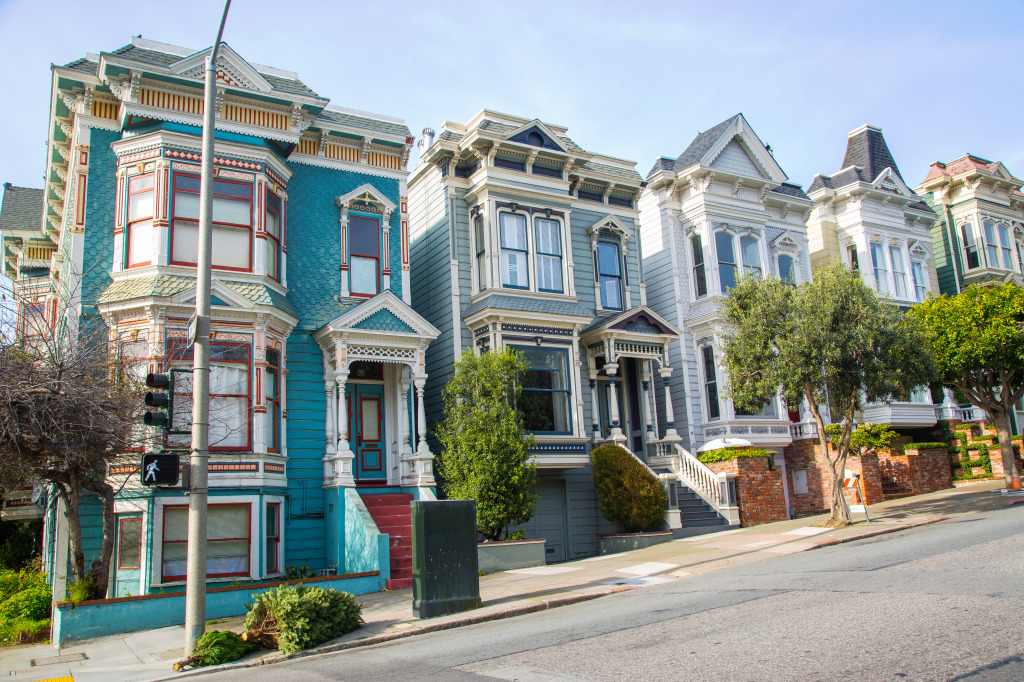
[204,504,1024,681]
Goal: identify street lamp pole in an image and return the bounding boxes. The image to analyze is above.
[184,0,231,657]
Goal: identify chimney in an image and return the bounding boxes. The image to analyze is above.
[420,127,435,152]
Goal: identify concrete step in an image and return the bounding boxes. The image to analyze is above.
[683,517,729,527]
[680,512,725,522]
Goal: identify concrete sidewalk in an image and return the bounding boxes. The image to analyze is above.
[3,480,1019,682]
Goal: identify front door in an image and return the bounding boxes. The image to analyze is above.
[347,383,386,482]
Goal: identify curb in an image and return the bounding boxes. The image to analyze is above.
[163,586,633,679]
[808,517,950,550]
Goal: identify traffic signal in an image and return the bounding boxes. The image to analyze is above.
[140,452,180,486]
[144,372,171,429]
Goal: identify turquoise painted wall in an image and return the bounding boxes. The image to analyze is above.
[82,129,118,309]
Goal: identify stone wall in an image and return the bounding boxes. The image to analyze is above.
[707,456,787,527]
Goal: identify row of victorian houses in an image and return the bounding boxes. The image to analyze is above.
[2,37,1023,601]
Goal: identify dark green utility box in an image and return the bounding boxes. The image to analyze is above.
[411,500,482,618]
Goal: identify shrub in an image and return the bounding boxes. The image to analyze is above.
[283,564,316,580]
[591,443,667,533]
[902,442,947,451]
[175,630,257,670]
[0,568,51,646]
[697,447,774,464]
[244,584,363,655]
[0,585,50,621]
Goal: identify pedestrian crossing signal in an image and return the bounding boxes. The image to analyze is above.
[141,453,180,486]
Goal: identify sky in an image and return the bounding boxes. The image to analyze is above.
[1,0,1023,193]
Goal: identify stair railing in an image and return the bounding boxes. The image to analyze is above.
[672,444,740,525]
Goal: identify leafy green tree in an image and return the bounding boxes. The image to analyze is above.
[908,283,1024,489]
[720,262,933,526]
[436,348,537,541]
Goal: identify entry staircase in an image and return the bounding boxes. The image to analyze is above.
[361,493,413,589]
[647,443,740,536]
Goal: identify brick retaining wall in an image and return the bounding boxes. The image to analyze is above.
[707,456,787,527]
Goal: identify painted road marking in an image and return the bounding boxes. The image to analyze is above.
[615,562,678,576]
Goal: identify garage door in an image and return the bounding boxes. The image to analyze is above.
[516,477,568,563]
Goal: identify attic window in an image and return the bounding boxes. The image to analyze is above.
[527,131,545,147]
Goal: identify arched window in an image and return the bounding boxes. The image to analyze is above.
[527,131,545,147]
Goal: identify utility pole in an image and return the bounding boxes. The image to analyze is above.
[184,0,231,657]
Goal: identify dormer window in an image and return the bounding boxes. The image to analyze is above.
[349,215,380,297]
[527,131,545,147]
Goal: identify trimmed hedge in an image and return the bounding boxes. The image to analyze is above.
[591,443,667,533]
[697,447,774,464]
[902,442,947,451]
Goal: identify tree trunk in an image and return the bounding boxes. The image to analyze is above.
[82,477,116,600]
[992,410,1020,490]
[804,381,850,527]
[58,479,86,587]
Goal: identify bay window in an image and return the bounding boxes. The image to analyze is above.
[983,222,1001,268]
[961,223,980,270]
[715,231,737,292]
[736,399,777,419]
[889,245,907,298]
[126,174,155,268]
[597,241,623,310]
[266,348,280,452]
[349,215,380,296]
[911,260,927,302]
[740,235,762,278]
[870,241,888,293]
[534,217,563,293]
[500,212,529,289]
[691,235,707,297]
[474,215,486,290]
[265,192,281,281]
[172,174,252,271]
[701,345,720,420]
[266,503,281,574]
[162,504,250,581]
[998,223,1013,270]
[168,341,251,451]
[517,346,571,434]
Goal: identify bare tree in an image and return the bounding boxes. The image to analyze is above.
[0,291,145,599]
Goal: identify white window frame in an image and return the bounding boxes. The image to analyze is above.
[715,229,763,294]
[151,494,274,587]
[889,244,907,299]
[700,344,721,421]
[691,234,708,298]
[534,216,564,294]
[910,260,927,302]
[869,241,889,294]
[960,221,981,271]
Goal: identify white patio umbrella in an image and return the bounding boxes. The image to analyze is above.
[697,437,753,452]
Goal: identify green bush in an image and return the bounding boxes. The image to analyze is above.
[591,443,667,533]
[244,584,363,655]
[0,568,51,646]
[0,568,48,606]
[697,447,775,464]
[902,442,947,450]
[0,585,50,621]
[179,630,257,668]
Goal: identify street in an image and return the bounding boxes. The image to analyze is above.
[203,502,1024,681]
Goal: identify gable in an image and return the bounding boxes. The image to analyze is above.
[352,309,414,333]
[709,138,765,179]
[872,167,914,198]
[508,125,563,152]
[169,44,272,93]
[614,312,673,335]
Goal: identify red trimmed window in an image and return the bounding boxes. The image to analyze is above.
[117,517,142,570]
[171,174,253,271]
[126,174,155,268]
[266,503,280,574]
[167,340,252,451]
[162,503,250,581]
[265,192,282,281]
[265,348,280,453]
[349,215,379,296]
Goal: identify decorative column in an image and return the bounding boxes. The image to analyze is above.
[334,369,355,487]
[323,379,336,484]
[399,371,415,486]
[337,202,350,297]
[589,373,601,443]
[642,362,655,442]
[659,366,681,443]
[412,377,436,486]
[605,363,626,443]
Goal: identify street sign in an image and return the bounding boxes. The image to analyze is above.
[187,312,197,348]
[141,453,180,487]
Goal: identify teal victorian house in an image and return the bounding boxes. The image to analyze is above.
[22,37,436,600]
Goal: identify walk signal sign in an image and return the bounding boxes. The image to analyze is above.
[141,453,180,486]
